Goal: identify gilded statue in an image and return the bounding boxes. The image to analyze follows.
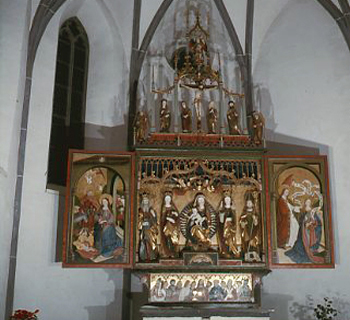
[194,93,203,132]
[180,101,192,133]
[227,100,241,135]
[179,193,217,249]
[207,101,218,134]
[160,191,180,258]
[159,99,171,133]
[239,193,260,257]
[251,111,265,145]
[134,110,149,143]
[217,192,240,258]
[138,193,158,262]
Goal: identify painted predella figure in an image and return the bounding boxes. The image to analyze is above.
[135,156,265,266]
[64,153,132,265]
[272,162,331,265]
[149,273,255,303]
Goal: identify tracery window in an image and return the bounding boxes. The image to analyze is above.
[47,17,89,187]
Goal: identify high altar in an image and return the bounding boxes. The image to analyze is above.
[61,1,334,319]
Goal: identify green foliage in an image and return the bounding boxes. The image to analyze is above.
[314,297,338,320]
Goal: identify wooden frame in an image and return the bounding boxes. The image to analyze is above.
[133,150,268,271]
[62,150,135,268]
[148,272,257,304]
[265,155,334,268]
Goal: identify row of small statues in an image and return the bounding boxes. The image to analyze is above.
[134,97,265,145]
[137,191,262,263]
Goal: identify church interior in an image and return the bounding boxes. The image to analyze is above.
[1,0,350,319]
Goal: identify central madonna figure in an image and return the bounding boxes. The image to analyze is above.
[180,193,217,250]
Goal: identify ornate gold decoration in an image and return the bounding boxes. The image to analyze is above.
[152,11,244,95]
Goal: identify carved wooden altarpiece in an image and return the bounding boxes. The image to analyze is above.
[62,1,334,318]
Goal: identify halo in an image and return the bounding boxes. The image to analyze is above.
[99,193,113,205]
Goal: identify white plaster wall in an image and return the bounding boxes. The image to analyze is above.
[0,1,31,319]
[254,1,350,319]
[77,0,131,129]
[11,1,130,319]
[140,0,163,44]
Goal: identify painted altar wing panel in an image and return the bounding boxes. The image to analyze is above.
[265,155,334,269]
[62,150,135,268]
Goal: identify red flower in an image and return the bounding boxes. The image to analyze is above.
[11,309,39,320]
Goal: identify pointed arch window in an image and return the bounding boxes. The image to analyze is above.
[47,18,89,187]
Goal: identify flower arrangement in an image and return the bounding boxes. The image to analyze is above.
[10,309,39,320]
[314,297,338,320]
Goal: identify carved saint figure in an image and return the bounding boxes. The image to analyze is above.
[134,110,149,143]
[194,93,203,132]
[239,193,260,256]
[207,101,218,134]
[180,101,192,133]
[159,99,171,133]
[217,193,240,257]
[138,193,158,262]
[160,191,179,258]
[227,100,241,135]
[251,111,265,145]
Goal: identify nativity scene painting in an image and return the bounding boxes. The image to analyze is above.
[267,157,334,267]
[63,152,133,267]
